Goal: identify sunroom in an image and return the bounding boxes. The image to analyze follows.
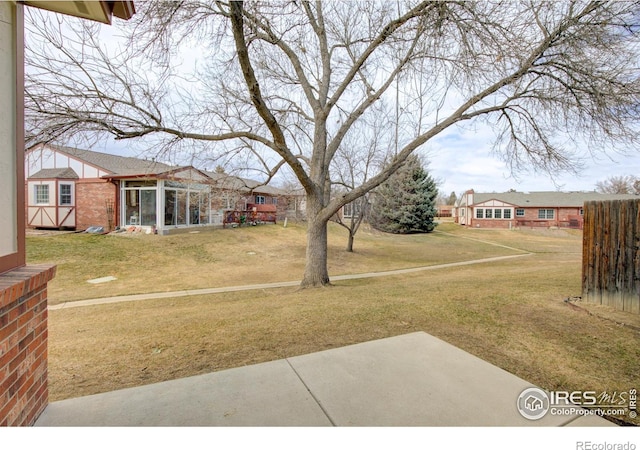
[114,167,213,233]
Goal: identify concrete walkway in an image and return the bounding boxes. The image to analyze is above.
[49,253,531,310]
[35,332,614,426]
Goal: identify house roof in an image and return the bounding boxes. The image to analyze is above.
[204,171,288,196]
[29,168,79,180]
[42,145,288,195]
[470,191,639,207]
[52,145,177,176]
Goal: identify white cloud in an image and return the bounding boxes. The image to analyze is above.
[425,124,640,196]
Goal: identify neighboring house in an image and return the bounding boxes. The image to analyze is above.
[436,204,453,218]
[26,144,288,233]
[454,189,639,229]
[204,171,289,226]
[283,187,307,221]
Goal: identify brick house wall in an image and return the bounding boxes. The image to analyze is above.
[0,265,56,426]
[75,180,118,231]
[469,218,514,229]
[469,206,583,229]
[514,207,582,228]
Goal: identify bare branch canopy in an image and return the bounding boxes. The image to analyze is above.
[25,0,640,286]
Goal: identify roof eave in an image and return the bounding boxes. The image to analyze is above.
[22,1,135,24]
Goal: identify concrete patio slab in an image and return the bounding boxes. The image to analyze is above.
[35,359,331,426]
[288,332,580,426]
[34,332,614,427]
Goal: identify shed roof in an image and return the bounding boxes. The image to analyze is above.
[29,167,79,180]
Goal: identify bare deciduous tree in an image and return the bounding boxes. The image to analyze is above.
[595,175,640,194]
[331,102,391,252]
[25,1,640,287]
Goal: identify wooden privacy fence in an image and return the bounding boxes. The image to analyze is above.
[582,199,640,314]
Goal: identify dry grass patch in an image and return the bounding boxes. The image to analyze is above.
[28,222,518,304]
[44,226,640,425]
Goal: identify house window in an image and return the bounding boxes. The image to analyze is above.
[516,209,525,217]
[272,197,277,205]
[59,184,72,205]
[538,209,554,219]
[124,182,157,227]
[580,208,584,216]
[343,202,362,218]
[255,195,266,204]
[485,209,493,219]
[476,208,483,219]
[503,209,512,219]
[35,185,49,204]
[494,208,502,219]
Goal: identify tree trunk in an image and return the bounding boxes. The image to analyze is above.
[346,232,354,252]
[301,206,331,287]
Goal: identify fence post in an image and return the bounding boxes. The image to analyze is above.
[582,200,640,314]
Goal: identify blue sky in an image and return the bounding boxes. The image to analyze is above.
[425,126,640,197]
[57,9,640,199]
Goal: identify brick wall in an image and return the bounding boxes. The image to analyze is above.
[469,206,584,229]
[515,207,582,228]
[470,219,514,229]
[0,264,56,426]
[75,180,118,231]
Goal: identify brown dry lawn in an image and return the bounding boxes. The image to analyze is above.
[27,222,640,425]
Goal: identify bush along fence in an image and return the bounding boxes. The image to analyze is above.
[582,199,640,314]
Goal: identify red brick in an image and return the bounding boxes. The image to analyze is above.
[8,372,27,400]
[0,319,17,342]
[8,347,26,374]
[26,291,44,310]
[0,344,19,372]
[6,304,21,324]
[27,334,44,355]
[76,180,118,230]
[17,309,34,329]
[18,379,33,402]
[18,331,35,352]
[0,392,17,424]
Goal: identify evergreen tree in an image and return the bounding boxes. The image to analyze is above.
[370,155,438,234]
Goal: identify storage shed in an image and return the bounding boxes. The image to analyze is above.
[27,168,78,229]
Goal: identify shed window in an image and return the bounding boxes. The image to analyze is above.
[59,184,72,205]
[35,185,49,204]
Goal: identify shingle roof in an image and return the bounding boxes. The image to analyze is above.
[203,171,288,195]
[52,145,176,176]
[44,145,288,194]
[29,168,79,179]
[472,191,639,207]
